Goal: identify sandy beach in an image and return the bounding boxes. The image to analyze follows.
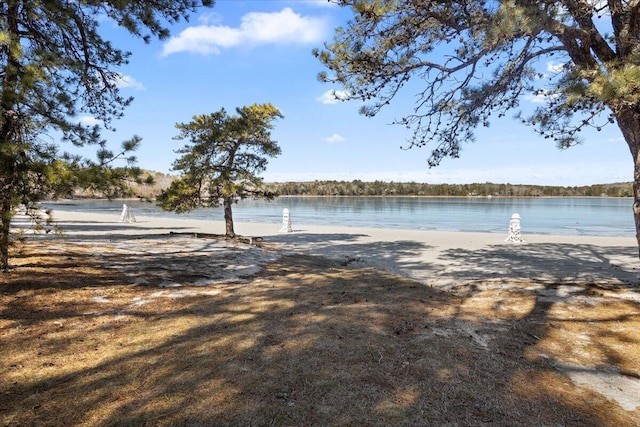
[30,208,639,288]
[4,208,640,423]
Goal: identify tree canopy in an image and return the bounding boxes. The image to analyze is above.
[0,0,213,270]
[315,0,640,253]
[158,103,283,238]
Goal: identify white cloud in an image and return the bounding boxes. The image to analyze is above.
[547,61,566,73]
[198,12,222,25]
[300,0,338,7]
[78,116,102,127]
[162,8,328,56]
[317,89,351,104]
[114,74,145,90]
[163,26,240,55]
[324,133,345,144]
[525,88,559,104]
[607,136,625,143]
[536,61,567,81]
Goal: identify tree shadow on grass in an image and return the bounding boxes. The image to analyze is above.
[1,244,639,426]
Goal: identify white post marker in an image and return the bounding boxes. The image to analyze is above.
[279,208,292,232]
[119,203,136,223]
[505,213,524,243]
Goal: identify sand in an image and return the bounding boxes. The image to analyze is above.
[10,208,640,413]
[26,208,639,289]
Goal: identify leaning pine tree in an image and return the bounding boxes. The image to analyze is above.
[158,103,283,238]
[315,0,640,257]
[0,0,214,271]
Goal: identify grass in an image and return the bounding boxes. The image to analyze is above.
[1,238,639,426]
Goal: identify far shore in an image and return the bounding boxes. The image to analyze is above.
[46,193,635,202]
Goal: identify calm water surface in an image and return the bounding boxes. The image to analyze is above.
[45,196,635,237]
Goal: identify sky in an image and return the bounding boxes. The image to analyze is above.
[85,0,631,186]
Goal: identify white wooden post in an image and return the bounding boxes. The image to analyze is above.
[505,213,523,243]
[279,208,292,232]
[119,203,136,223]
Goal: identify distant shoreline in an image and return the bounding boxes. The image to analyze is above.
[48,194,635,203]
[274,194,635,199]
[264,181,633,198]
[73,174,635,200]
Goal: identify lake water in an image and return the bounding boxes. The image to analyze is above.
[44,196,635,237]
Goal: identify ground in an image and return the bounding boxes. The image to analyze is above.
[1,235,639,426]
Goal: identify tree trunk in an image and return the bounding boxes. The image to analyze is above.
[634,163,640,260]
[0,194,11,272]
[0,110,22,272]
[0,112,19,273]
[0,0,20,272]
[223,196,235,238]
[616,109,640,259]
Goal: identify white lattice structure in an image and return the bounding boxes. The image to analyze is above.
[119,203,136,223]
[279,208,292,232]
[505,213,524,243]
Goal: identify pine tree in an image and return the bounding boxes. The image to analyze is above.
[158,104,283,238]
[0,1,213,271]
[316,0,640,257]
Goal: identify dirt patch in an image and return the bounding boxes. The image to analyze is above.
[1,238,639,426]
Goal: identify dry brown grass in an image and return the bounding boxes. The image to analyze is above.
[1,239,639,426]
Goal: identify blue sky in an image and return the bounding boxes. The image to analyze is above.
[88,0,631,186]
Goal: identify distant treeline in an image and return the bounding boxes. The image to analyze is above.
[263,180,633,197]
[108,174,632,199]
